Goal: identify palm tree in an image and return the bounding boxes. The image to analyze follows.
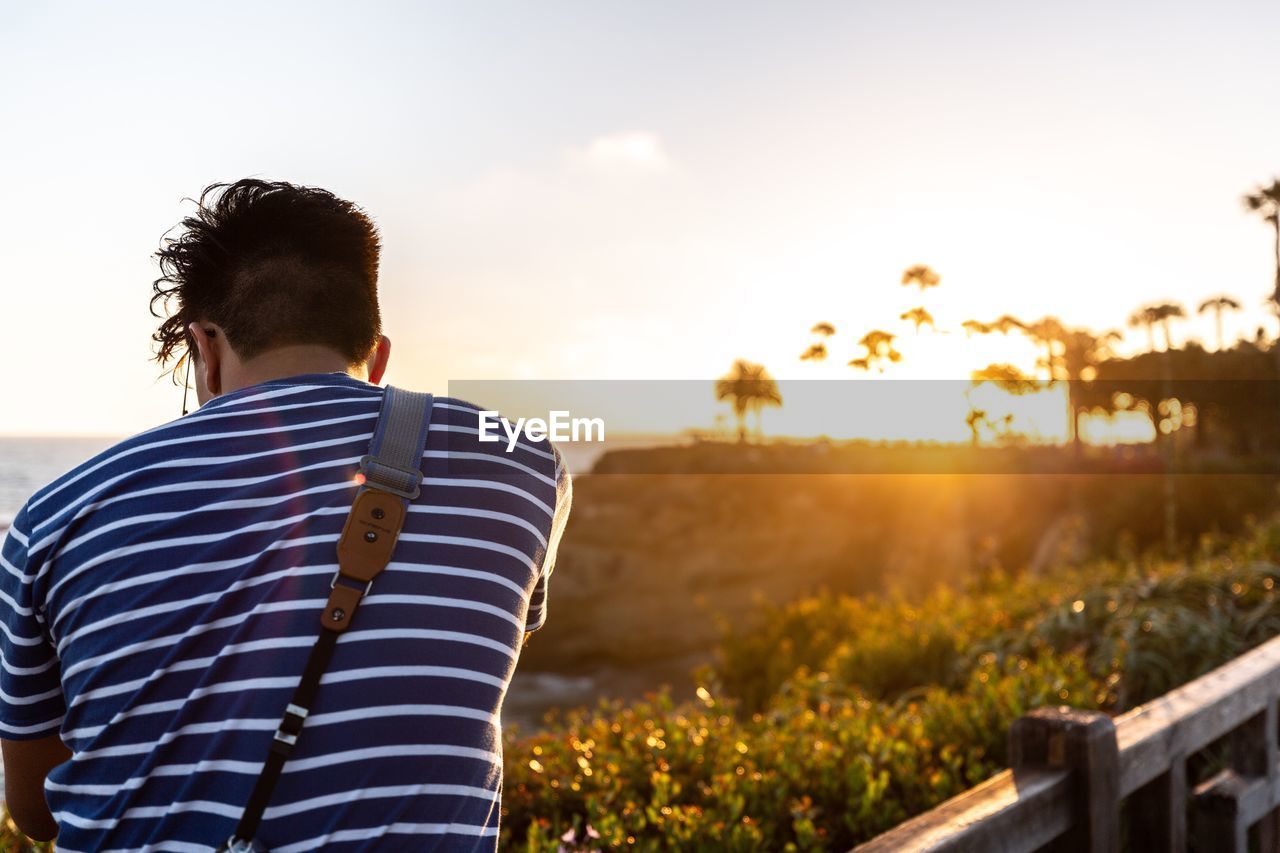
[964,408,988,448]
[1062,329,1120,382]
[901,264,941,292]
[799,342,827,361]
[989,315,1027,335]
[1244,179,1280,303]
[1150,303,1186,351]
[1061,329,1120,454]
[850,330,901,372]
[1197,295,1243,351]
[899,306,935,334]
[1129,306,1160,352]
[969,364,1039,445]
[959,316,1023,358]
[1246,182,1280,434]
[1023,317,1067,380]
[1136,305,1187,553]
[800,321,836,362]
[715,359,783,443]
[972,363,1040,395]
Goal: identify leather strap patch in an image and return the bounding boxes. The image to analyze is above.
[324,488,408,632]
[336,489,406,582]
[323,583,363,632]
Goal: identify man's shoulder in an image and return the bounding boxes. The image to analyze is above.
[432,396,567,483]
[21,422,187,531]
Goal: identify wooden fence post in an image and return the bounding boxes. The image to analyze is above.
[1191,771,1249,852]
[1129,754,1187,852]
[1191,699,1280,852]
[1235,700,1279,850]
[1009,706,1120,852]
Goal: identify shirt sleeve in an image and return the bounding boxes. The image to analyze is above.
[524,446,572,634]
[0,506,66,740]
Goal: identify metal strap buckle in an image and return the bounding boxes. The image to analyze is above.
[330,569,374,597]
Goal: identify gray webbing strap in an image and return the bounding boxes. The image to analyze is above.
[222,384,434,852]
[359,386,434,501]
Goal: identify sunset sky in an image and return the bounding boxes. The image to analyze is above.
[2,1,1279,437]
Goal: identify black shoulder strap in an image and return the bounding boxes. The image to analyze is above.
[220,386,434,852]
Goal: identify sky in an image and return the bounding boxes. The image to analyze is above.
[2,0,1279,436]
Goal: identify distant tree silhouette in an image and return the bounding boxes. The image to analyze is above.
[989,315,1027,335]
[968,364,1039,446]
[900,306,935,334]
[972,363,1040,395]
[1245,180,1280,434]
[959,316,1026,354]
[964,408,988,447]
[1244,179,1280,303]
[1245,180,1280,433]
[1023,317,1067,380]
[1150,303,1186,351]
[715,359,782,443]
[1062,329,1121,383]
[799,322,835,363]
[970,321,1114,451]
[1197,295,1243,351]
[1061,328,1121,453]
[800,342,828,361]
[850,330,901,372]
[1129,306,1159,352]
[1014,316,1087,452]
[901,264,941,292]
[1082,340,1280,455]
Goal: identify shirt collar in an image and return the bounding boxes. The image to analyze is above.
[195,371,375,412]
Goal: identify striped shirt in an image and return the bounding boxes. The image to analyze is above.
[0,371,571,851]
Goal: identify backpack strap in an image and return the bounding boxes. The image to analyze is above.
[221,386,434,852]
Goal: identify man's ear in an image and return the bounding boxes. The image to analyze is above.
[187,321,222,399]
[366,335,391,385]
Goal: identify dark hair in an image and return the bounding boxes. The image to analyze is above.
[151,179,382,381]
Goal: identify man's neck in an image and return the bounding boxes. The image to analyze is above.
[221,344,364,395]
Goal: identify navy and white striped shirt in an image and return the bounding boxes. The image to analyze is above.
[0,371,571,851]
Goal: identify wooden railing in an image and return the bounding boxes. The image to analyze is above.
[855,633,1280,852]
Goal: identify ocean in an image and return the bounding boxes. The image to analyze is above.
[0,436,121,530]
[0,438,127,796]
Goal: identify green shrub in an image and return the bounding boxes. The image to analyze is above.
[500,652,1099,851]
[500,516,1280,850]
